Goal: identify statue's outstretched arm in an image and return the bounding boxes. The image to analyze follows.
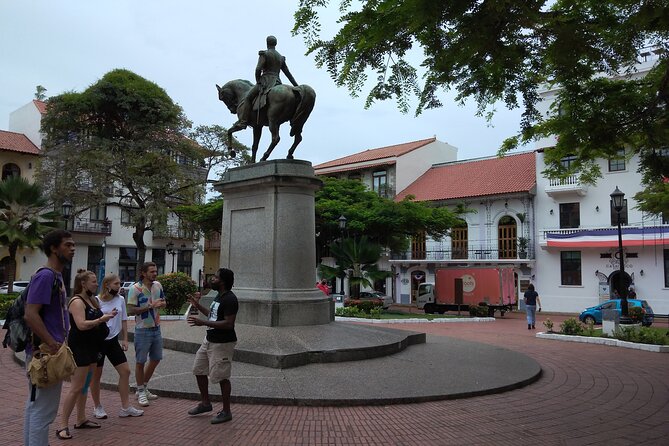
[282,61,299,86]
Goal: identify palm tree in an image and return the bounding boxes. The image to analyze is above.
[0,176,61,293]
[319,236,392,298]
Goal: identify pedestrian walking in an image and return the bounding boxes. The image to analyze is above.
[126,262,166,407]
[23,229,74,445]
[186,268,239,424]
[523,284,541,330]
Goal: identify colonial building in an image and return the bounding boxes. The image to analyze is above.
[4,100,205,290]
[391,152,537,304]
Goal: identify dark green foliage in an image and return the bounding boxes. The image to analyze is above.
[294,1,669,211]
[613,326,669,345]
[468,305,489,318]
[0,293,18,319]
[560,318,584,336]
[156,272,197,315]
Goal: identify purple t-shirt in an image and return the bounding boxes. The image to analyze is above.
[25,268,68,351]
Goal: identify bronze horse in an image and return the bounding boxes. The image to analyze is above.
[216,79,316,163]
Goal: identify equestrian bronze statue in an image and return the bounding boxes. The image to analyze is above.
[217,35,316,163]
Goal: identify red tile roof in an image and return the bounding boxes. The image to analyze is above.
[33,100,47,114]
[0,130,40,155]
[395,152,536,202]
[314,137,436,170]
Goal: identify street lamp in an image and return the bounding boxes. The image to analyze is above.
[166,241,176,273]
[61,199,73,229]
[610,186,630,322]
[337,215,347,296]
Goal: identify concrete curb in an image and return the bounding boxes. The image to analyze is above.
[536,332,669,353]
[335,316,495,324]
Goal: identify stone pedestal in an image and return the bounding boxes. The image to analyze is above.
[214,160,330,326]
[602,309,619,336]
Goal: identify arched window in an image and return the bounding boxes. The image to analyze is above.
[2,163,21,180]
[451,219,468,259]
[498,216,517,259]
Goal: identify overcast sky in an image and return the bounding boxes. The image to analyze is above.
[1,0,524,169]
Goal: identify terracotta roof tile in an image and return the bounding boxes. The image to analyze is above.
[0,130,41,155]
[316,160,396,175]
[33,100,47,114]
[395,152,536,202]
[314,137,436,170]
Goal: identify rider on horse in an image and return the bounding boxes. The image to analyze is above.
[237,35,299,128]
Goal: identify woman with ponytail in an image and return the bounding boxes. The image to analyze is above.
[56,269,117,440]
[89,274,144,419]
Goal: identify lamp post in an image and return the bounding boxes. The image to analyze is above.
[61,199,73,229]
[337,215,347,296]
[166,241,176,273]
[610,186,630,322]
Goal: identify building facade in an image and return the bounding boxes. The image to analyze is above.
[4,100,205,291]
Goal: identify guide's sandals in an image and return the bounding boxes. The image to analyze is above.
[74,419,101,429]
[55,427,72,440]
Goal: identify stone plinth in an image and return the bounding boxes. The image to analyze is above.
[214,160,329,326]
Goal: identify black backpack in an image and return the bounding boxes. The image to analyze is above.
[2,268,60,352]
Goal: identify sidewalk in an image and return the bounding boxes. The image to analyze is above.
[2,311,667,445]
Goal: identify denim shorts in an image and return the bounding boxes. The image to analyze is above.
[134,327,163,364]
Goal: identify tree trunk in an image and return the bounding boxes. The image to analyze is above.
[132,219,147,280]
[7,242,18,294]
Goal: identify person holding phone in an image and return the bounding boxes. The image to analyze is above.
[186,268,238,424]
[89,274,144,419]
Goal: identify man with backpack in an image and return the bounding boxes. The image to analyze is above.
[23,229,75,446]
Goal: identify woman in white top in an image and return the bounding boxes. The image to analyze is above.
[90,274,144,418]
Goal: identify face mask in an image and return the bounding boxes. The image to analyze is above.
[109,288,119,296]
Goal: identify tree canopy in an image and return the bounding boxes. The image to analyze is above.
[39,69,218,266]
[316,177,461,253]
[293,1,669,212]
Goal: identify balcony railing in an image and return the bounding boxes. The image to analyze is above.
[153,225,197,240]
[204,232,221,250]
[391,245,534,262]
[544,175,588,197]
[67,218,112,235]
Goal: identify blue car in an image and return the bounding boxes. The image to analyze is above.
[579,299,654,327]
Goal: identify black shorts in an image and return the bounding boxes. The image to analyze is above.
[70,342,101,367]
[96,335,128,367]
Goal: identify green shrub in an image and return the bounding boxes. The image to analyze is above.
[614,326,668,345]
[628,306,644,323]
[349,300,381,314]
[468,304,489,317]
[369,307,382,319]
[543,318,554,333]
[0,293,19,319]
[336,306,364,318]
[583,319,596,336]
[156,272,197,315]
[560,318,584,335]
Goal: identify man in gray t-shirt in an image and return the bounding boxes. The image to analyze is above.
[23,229,75,446]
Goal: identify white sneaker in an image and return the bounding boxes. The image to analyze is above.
[137,390,150,407]
[93,406,108,419]
[119,406,144,417]
[144,388,159,400]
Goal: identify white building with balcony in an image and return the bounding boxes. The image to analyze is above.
[391,152,537,304]
[6,100,205,291]
[532,46,669,314]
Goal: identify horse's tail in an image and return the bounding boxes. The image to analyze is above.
[290,85,316,137]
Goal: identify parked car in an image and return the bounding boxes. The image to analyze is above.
[119,281,135,297]
[0,281,30,294]
[579,299,654,327]
[359,291,393,309]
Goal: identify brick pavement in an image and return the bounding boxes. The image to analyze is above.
[1,311,668,445]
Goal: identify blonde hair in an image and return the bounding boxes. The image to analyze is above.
[99,273,121,302]
[73,268,99,309]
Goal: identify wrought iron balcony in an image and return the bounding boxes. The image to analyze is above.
[152,225,197,240]
[67,218,112,235]
[390,245,534,262]
[204,232,221,250]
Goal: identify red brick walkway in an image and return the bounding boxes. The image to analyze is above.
[2,312,668,445]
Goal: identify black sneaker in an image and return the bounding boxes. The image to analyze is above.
[188,403,213,416]
[211,410,232,424]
